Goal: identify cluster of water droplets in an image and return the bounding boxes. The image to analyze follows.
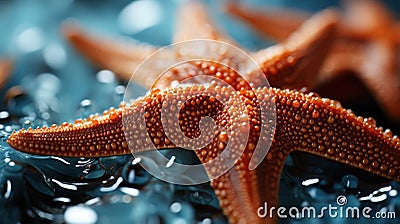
[281,152,400,223]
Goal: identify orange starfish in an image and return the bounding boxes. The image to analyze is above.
[227,0,400,121]
[8,84,400,223]
[63,1,337,90]
[7,2,400,224]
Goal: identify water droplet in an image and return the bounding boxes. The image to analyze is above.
[122,159,151,186]
[307,92,320,98]
[170,202,182,213]
[41,112,51,120]
[364,117,376,126]
[113,85,126,106]
[43,43,66,69]
[384,129,393,138]
[118,0,162,34]
[0,111,9,120]
[331,100,341,108]
[166,156,176,168]
[76,99,97,119]
[23,119,33,129]
[5,160,22,173]
[96,70,116,83]
[54,197,71,203]
[64,206,97,224]
[389,190,397,197]
[2,180,12,199]
[341,175,359,189]
[301,178,319,186]
[201,218,212,224]
[120,187,140,197]
[36,73,61,98]
[16,27,44,53]
[370,194,387,203]
[100,177,123,192]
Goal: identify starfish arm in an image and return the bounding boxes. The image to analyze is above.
[314,44,368,102]
[395,23,400,44]
[7,86,400,224]
[263,88,400,198]
[7,85,251,157]
[338,0,400,121]
[318,40,365,83]
[173,1,235,44]
[250,9,338,89]
[62,2,339,92]
[358,41,400,120]
[0,58,12,90]
[211,88,400,223]
[342,0,394,38]
[63,23,175,86]
[225,2,308,42]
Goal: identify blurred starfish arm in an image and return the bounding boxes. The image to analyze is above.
[250,9,339,89]
[359,40,400,120]
[226,1,309,41]
[0,58,12,91]
[317,41,365,83]
[173,1,236,44]
[63,22,176,86]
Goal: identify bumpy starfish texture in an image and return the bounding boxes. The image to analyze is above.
[8,1,400,224]
[227,0,400,121]
[63,1,337,90]
[8,85,400,223]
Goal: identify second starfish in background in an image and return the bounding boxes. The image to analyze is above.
[227,0,400,121]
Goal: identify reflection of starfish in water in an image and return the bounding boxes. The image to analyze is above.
[6,2,400,224]
[227,0,400,121]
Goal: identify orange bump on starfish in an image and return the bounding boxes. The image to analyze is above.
[63,1,338,90]
[227,0,400,121]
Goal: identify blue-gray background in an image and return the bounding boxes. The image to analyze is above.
[0,1,399,223]
[1,0,399,121]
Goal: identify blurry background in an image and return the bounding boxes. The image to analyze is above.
[0,0,400,223]
[1,0,400,122]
